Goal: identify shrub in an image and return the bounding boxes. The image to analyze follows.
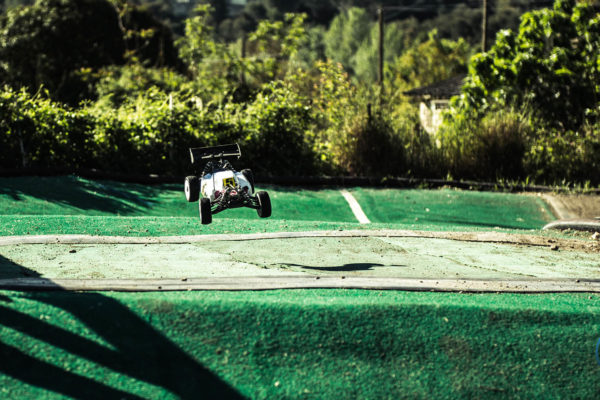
[240,82,318,176]
[337,110,406,177]
[525,125,600,185]
[90,89,241,175]
[0,87,97,169]
[440,109,531,180]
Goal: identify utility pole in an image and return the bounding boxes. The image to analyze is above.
[240,32,247,85]
[378,7,384,104]
[481,0,488,52]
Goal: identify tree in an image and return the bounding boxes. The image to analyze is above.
[176,4,217,73]
[0,0,125,104]
[175,4,239,102]
[323,7,372,76]
[390,30,471,91]
[244,13,309,83]
[458,0,600,130]
[353,17,420,83]
[0,0,182,104]
[116,1,182,70]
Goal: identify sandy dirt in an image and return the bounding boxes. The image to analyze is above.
[1,233,598,281]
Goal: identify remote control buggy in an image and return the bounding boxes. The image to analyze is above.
[184,143,271,224]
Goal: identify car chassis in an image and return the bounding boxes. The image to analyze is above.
[184,143,271,224]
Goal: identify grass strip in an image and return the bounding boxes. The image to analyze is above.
[1,290,599,399]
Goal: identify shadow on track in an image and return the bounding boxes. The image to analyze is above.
[0,176,179,215]
[0,255,243,399]
[282,263,406,272]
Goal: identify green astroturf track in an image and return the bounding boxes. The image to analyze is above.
[1,290,600,399]
[0,176,356,222]
[0,175,554,234]
[349,187,554,230]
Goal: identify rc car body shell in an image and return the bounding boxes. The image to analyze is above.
[201,170,253,202]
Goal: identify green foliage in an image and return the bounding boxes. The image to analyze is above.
[215,0,337,41]
[322,8,474,86]
[439,0,600,184]
[176,4,217,73]
[306,60,433,178]
[0,0,125,104]
[457,0,600,130]
[115,0,182,70]
[306,60,357,172]
[94,64,188,107]
[1,3,599,186]
[249,12,307,58]
[244,13,308,84]
[0,0,181,105]
[525,126,600,184]
[90,89,204,174]
[390,101,443,178]
[439,109,531,180]
[323,7,372,77]
[0,87,96,169]
[239,81,318,175]
[321,7,415,84]
[176,4,245,103]
[335,111,406,177]
[390,30,471,91]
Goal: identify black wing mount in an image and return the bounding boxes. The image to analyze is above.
[189,143,241,165]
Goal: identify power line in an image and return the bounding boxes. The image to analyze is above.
[371,0,555,14]
[373,1,556,23]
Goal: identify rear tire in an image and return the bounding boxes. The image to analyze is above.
[199,198,212,224]
[184,176,200,202]
[241,169,255,193]
[256,191,271,218]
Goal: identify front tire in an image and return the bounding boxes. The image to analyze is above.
[256,191,271,218]
[199,198,212,224]
[184,176,200,202]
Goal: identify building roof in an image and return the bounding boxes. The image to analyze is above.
[403,74,466,99]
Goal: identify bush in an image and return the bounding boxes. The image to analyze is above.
[440,109,530,180]
[90,89,242,176]
[240,82,319,176]
[525,126,600,185]
[324,110,404,177]
[0,87,97,169]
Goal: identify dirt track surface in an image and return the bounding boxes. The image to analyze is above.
[1,231,599,290]
[2,229,598,252]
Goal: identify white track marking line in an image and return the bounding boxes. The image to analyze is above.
[340,190,371,224]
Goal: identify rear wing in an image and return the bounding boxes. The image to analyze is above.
[189,143,241,165]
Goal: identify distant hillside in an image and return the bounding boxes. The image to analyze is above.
[127,0,555,44]
[1,0,555,43]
